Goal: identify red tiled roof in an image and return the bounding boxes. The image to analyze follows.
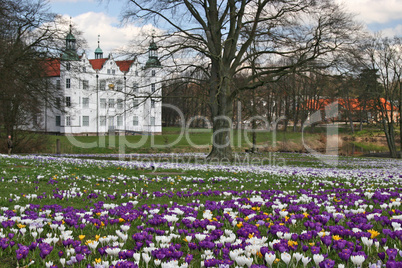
[43,58,60,77]
[42,58,135,76]
[307,98,397,112]
[89,58,108,70]
[116,60,135,72]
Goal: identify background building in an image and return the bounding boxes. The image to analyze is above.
[43,26,162,135]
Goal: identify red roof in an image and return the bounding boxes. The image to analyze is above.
[89,59,134,72]
[42,58,135,76]
[43,58,60,77]
[116,60,134,72]
[89,58,108,70]
[307,98,397,112]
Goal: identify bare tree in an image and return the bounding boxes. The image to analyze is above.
[362,36,402,158]
[122,0,361,160]
[0,0,73,152]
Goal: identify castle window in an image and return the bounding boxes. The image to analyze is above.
[108,99,115,108]
[82,80,89,90]
[66,116,71,126]
[117,115,123,127]
[66,96,71,107]
[56,97,61,109]
[100,98,106,108]
[108,116,114,127]
[117,99,123,109]
[82,116,89,126]
[116,82,123,91]
[100,116,106,126]
[133,116,138,126]
[66,78,71,89]
[132,83,138,93]
[99,80,106,91]
[55,116,61,126]
[82,97,89,108]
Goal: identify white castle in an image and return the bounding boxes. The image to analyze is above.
[42,26,162,135]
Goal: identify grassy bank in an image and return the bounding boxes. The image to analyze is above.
[4,125,393,155]
[42,128,315,155]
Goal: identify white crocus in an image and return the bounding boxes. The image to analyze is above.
[133,252,141,263]
[302,256,311,268]
[350,255,365,267]
[281,252,291,266]
[313,254,324,267]
[142,253,151,268]
[265,253,276,267]
[361,237,373,247]
[293,252,303,266]
[185,235,192,242]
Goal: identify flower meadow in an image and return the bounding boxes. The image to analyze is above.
[0,153,401,268]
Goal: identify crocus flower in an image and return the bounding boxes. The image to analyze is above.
[313,254,324,267]
[265,253,276,267]
[350,255,365,267]
[302,256,311,268]
[281,252,291,266]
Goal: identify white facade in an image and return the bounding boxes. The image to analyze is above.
[42,30,162,135]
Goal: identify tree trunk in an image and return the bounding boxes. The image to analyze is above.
[400,110,402,158]
[348,115,354,134]
[207,66,233,160]
[383,120,398,158]
[400,86,402,158]
[207,99,233,160]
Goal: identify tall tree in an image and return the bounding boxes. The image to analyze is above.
[123,0,361,160]
[362,36,402,158]
[0,0,74,152]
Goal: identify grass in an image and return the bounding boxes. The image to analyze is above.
[41,128,325,155]
[0,152,342,210]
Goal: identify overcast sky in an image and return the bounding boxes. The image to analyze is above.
[49,0,402,58]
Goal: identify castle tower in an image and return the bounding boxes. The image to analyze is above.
[61,23,79,61]
[95,35,103,59]
[145,35,161,69]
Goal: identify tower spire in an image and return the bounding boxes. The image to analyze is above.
[95,34,103,59]
[145,31,161,69]
[62,19,79,61]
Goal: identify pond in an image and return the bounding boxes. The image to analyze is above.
[340,141,389,156]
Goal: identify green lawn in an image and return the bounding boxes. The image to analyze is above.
[43,128,319,155]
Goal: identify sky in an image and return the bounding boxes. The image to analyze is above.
[48,0,402,58]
